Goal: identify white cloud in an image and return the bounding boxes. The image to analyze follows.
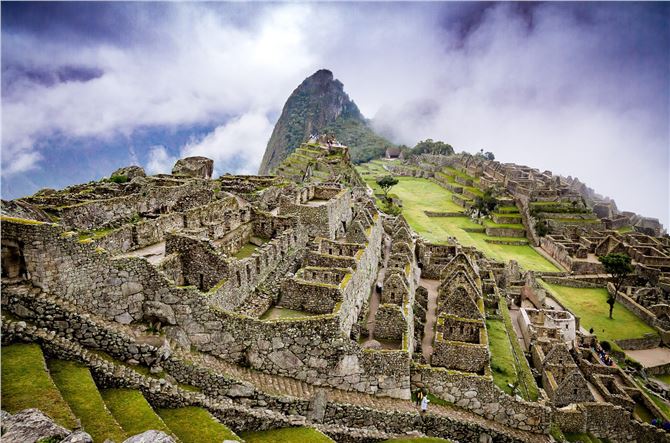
[145,145,176,175]
[180,112,273,176]
[2,2,667,225]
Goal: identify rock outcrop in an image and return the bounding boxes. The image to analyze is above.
[258,69,392,174]
[172,156,214,179]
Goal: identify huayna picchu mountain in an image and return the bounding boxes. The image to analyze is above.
[258,69,393,174]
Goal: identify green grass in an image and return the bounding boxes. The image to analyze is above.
[616,226,634,234]
[357,165,558,272]
[486,318,517,395]
[101,389,172,436]
[241,427,335,443]
[157,407,240,442]
[498,298,539,401]
[634,377,670,420]
[539,281,658,349]
[234,243,258,259]
[261,306,316,320]
[47,360,127,442]
[654,374,670,385]
[1,344,78,429]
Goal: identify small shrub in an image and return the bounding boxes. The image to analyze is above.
[110,174,129,184]
[600,341,612,352]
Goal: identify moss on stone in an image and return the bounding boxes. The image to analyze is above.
[0,215,46,225]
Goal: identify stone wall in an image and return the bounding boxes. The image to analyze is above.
[411,365,551,434]
[59,180,215,230]
[373,304,406,340]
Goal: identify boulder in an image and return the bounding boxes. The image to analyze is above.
[61,430,94,443]
[143,301,176,325]
[123,430,176,443]
[1,408,70,443]
[361,340,382,350]
[172,157,214,179]
[112,165,146,180]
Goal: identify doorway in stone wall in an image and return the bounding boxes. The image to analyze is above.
[1,240,28,281]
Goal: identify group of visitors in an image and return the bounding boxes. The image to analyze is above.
[593,342,614,366]
[651,418,670,430]
[414,387,430,414]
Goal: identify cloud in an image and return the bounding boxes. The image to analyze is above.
[1,3,315,175]
[180,112,274,176]
[145,145,176,175]
[2,2,668,225]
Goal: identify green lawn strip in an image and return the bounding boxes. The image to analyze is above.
[498,298,540,401]
[241,427,335,443]
[634,377,670,420]
[486,318,517,396]
[1,344,78,429]
[101,388,172,436]
[497,206,520,213]
[47,360,127,442]
[538,281,658,350]
[261,307,316,320]
[157,407,241,442]
[483,220,525,230]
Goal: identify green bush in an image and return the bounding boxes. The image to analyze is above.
[110,174,129,184]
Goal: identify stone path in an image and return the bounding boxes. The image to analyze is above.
[364,236,391,340]
[626,348,670,368]
[118,242,166,265]
[420,278,440,362]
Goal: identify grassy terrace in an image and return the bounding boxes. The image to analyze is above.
[241,427,335,443]
[260,306,316,320]
[157,407,241,442]
[101,389,173,437]
[234,243,258,259]
[1,344,78,429]
[357,162,558,271]
[48,360,127,442]
[486,318,517,395]
[539,281,658,350]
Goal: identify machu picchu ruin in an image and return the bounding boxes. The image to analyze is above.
[3,122,670,442]
[2,4,669,439]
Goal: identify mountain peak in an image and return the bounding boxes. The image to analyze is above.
[259,70,390,174]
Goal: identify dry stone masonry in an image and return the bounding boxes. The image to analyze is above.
[2,141,669,442]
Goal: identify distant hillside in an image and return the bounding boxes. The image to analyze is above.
[258,69,393,174]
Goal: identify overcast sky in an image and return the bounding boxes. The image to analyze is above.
[2,2,669,226]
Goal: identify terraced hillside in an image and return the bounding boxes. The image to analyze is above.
[356,160,559,272]
[1,343,242,443]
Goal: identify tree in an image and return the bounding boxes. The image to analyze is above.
[484,151,495,161]
[473,188,498,217]
[376,175,399,201]
[598,253,634,319]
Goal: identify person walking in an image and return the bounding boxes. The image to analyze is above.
[420,394,430,414]
[415,388,424,407]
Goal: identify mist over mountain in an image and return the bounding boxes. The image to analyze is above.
[258,69,393,174]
